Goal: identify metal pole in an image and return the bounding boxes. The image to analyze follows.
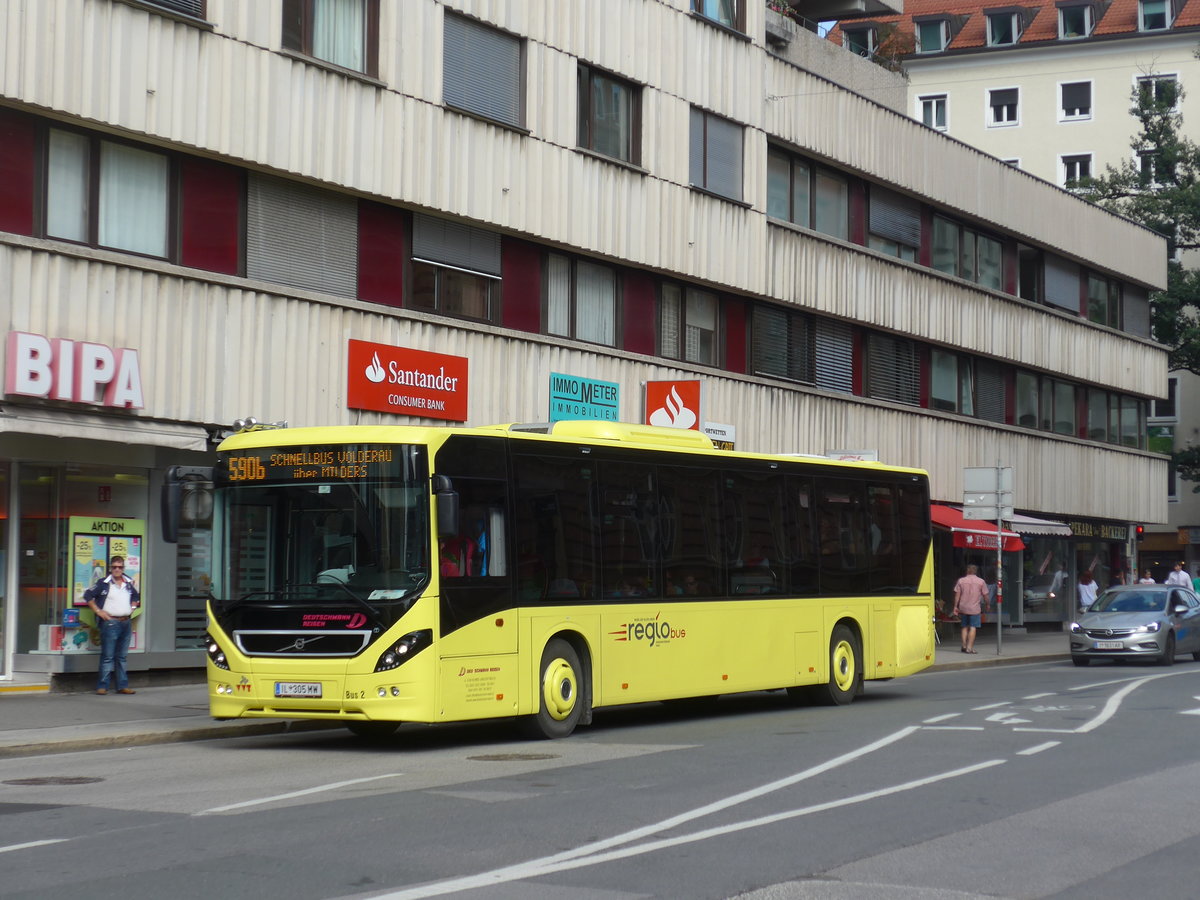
[996,463,1003,655]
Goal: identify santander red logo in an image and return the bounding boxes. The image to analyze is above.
[347,339,468,422]
[645,380,701,430]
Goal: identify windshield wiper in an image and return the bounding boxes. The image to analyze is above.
[218,583,382,619]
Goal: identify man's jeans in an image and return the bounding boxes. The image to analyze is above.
[97,618,132,691]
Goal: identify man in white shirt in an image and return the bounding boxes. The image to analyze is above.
[85,556,141,695]
[1166,562,1192,587]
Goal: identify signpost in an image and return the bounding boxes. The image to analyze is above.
[963,465,1014,654]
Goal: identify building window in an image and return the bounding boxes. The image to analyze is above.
[987,12,1021,45]
[1139,149,1175,186]
[1060,81,1092,120]
[931,216,1004,290]
[930,349,975,414]
[410,213,501,321]
[988,87,1019,126]
[844,27,877,56]
[1139,0,1171,30]
[444,13,523,128]
[692,0,743,31]
[916,19,949,52]
[661,284,718,365]
[45,128,171,259]
[690,108,743,202]
[868,186,920,261]
[753,306,813,383]
[918,94,948,130]
[1152,376,1178,420]
[1087,390,1145,447]
[546,254,618,346]
[1087,272,1121,328]
[1138,74,1179,108]
[281,0,379,76]
[767,147,848,239]
[1062,153,1092,186]
[867,334,920,406]
[246,174,358,298]
[577,64,640,165]
[1017,371,1078,435]
[1058,5,1093,38]
[1017,243,1043,303]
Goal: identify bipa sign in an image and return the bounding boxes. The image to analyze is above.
[5,332,145,409]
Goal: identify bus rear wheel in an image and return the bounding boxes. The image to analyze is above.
[812,624,860,706]
[523,638,586,739]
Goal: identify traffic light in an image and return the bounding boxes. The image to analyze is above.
[1135,524,1145,541]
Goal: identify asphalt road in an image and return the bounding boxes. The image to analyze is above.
[2,659,1200,900]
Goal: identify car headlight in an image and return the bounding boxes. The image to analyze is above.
[374,629,432,672]
[1069,622,1082,633]
[1134,621,1162,633]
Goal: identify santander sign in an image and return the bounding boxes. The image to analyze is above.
[5,331,145,409]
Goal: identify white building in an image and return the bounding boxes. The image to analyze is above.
[827,0,1199,580]
[0,0,1168,682]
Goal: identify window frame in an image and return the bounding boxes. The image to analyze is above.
[1058,3,1094,39]
[751,304,815,384]
[691,0,745,33]
[1150,375,1179,421]
[1061,152,1093,187]
[690,107,744,203]
[443,12,526,130]
[766,146,849,240]
[843,26,878,56]
[930,215,1004,290]
[1059,80,1093,121]
[41,124,177,262]
[660,282,720,366]
[280,0,380,78]
[915,18,950,53]
[1136,73,1180,109]
[576,63,642,166]
[1139,0,1172,31]
[929,348,976,415]
[986,11,1022,45]
[1086,271,1122,329]
[918,93,949,131]
[987,86,1021,127]
[544,252,621,347]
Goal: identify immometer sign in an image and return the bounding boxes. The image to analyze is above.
[5,331,145,408]
[347,339,468,421]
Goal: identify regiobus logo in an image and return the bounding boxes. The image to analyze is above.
[609,612,686,647]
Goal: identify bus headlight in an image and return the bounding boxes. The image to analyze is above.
[374,629,432,672]
[204,632,231,670]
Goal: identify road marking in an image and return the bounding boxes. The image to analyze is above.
[986,712,1031,724]
[1016,741,1060,756]
[368,758,1005,899]
[922,713,960,723]
[972,701,1011,710]
[1022,692,1057,699]
[1075,674,1168,733]
[922,726,984,731]
[0,839,68,854]
[196,774,402,815]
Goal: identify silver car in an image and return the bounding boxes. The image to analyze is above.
[1069,584,1200,666]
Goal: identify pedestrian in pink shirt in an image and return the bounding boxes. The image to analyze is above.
[953,564,988,654]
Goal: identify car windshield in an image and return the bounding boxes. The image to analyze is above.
[1091,591,1168,614]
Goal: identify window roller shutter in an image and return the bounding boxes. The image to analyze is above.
[814,318,853,393]
[1062,82,1089,109]
[444,15,521,127]
[1043,252,1080,311]
[246,175,357,298]
[869,187,921,247]
[1124,284,1150,338]
[413,213,501,276]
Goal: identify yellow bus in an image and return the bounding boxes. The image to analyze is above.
[164,420,934,739]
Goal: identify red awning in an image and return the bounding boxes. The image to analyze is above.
[930,504,1025,552]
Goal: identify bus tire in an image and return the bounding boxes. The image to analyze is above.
[814,624,860,707]
[524,638,586,739]
[346,721,399,739]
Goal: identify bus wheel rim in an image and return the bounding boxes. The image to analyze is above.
[832,640,855,692]
[543,657,577,721]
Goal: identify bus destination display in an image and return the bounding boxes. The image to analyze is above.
[220,446,402,483]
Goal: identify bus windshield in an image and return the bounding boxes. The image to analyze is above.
[213,444,431,616]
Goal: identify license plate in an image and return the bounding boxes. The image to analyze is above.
[275,681,322,698]
[1094,641,1123,650]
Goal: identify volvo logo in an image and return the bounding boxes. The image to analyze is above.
[278,634,327,653]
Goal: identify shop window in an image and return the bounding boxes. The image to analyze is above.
[281,0,380,76]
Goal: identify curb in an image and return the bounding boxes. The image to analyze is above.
[928,653,1069,672]
[0,719,343,760]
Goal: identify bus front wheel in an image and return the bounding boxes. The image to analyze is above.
[813,624,860,706]
[524,638,586,739]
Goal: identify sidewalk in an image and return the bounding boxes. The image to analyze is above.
[0,628,1069,759]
